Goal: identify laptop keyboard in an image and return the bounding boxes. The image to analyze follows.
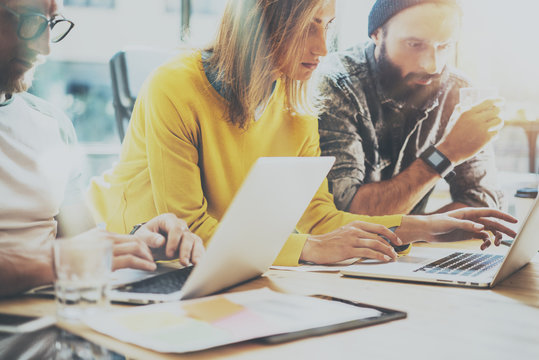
[116,266,194,294]
[414,252,504,277]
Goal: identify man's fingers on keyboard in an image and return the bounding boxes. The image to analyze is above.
[113,241,154,262]
[113,255,156,271]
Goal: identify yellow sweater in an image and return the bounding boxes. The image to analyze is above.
[89,51,402,266]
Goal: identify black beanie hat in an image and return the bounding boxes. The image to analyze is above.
[368,0,461,36]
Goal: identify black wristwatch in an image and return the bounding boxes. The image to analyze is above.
[419,145,455,182]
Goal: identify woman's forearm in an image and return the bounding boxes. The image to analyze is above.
[394,215,430,244]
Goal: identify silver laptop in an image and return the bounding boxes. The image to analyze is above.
[341,197,539,288]
[106,156,335,303]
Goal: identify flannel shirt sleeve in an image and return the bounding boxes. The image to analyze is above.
[317,75,368,211]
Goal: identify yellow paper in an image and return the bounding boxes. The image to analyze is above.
[183,296,244,323]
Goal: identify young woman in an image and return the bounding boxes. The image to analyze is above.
[90,0,515,266]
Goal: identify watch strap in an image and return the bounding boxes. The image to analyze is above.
[419,145,454,182]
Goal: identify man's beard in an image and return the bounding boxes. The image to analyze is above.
[0,67,36,95]
[376,41,443,109]
[0,51,44,96]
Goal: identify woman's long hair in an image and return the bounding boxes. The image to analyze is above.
[205,0,326,128]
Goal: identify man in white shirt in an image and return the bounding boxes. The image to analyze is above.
[0,0,204,297]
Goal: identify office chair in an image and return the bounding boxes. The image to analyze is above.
[109,48,177,140]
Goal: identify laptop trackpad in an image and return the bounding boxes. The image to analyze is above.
[359,255,430,266]
[396,255,432,264]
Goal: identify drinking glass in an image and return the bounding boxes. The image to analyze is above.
[459,87,499,109]
[54,237,113,322]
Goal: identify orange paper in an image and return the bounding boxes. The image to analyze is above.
[182,296,245,322]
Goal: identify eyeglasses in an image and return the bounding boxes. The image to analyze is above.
[0,3,74,43]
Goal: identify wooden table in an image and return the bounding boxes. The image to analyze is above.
[1,241,538,360]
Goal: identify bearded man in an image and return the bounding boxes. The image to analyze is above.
[317,0,503,217]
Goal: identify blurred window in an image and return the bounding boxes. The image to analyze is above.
[27,0,538,186]
[64,0,115,8]
[187,0,226,46]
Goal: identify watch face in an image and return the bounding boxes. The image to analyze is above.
[428,151,444,166]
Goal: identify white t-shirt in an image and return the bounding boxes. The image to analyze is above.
[0,93,82,247]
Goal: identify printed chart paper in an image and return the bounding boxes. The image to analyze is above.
[85,288,380,353]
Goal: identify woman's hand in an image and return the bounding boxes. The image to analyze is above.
[300,221,403,264]
[438,208,517,249]
[396,208,517,250]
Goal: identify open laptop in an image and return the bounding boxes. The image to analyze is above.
[103,156,334,303]
[341,196,539,288]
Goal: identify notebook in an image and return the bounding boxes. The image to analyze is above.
[341,196,539,288]
[107,156,335,303]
